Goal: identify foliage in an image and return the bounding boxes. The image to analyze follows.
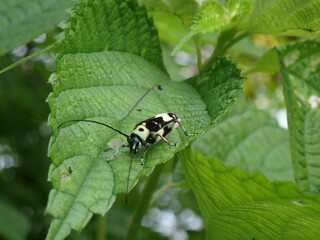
[179,147,320,240]
[0,201,30,240]
[173,0,320,55]
[278,39,320,193]
[0,0,74,56]
[46,1,242,238]
[193,98,293,181]
[1,0,320,240]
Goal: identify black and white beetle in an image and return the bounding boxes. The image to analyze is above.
[58,112,197,203]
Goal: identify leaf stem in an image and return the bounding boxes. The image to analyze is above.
[200,29,248,71]
[223,32,249,53]
[126,163,166,240]
[0,44,56,75]
[192,34,202,72]
[97,214,107,240]
[150,180,188,205]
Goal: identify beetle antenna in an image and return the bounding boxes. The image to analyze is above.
[58,119,129,138]
[126,153,134,204]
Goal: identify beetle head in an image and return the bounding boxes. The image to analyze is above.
[127,134,141,154]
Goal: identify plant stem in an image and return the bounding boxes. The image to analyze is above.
[222,32,249,53]
[0,44,56,75]
[150,181,187,205]
[126,163,166,240]
[192,34,202,72]
[200,29,235,71]
[97,214,107,240]
[200,29,248,72]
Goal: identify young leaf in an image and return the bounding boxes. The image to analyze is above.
[192,0,252,33]
[187,57,244,121]
[278,39,320,193]
[178,147,320,240]
[248,0,320,35]
[45,0,244,239]
[0,201,30,240]
[173,0,253,53]
[141,0,199,27]
[193,98,293,181]
[174,0,320,54]
[244,47,280,75]
[0,0,74,56]
[152,12,197,54]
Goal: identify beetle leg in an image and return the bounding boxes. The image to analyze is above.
[140,146,149,165]
[156,134,177,146]
[176,121,198,136]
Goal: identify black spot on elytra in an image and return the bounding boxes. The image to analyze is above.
[139,128,144,132]
[145,117,163,131]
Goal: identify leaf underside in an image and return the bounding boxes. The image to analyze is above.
[179,147,320,240]
[141,0,199,27]
[248,0,320,35]
[278,39,320,193]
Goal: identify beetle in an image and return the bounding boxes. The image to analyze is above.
[58,112,197,203]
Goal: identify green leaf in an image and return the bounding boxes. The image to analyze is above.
[0,201,30,240]
[141,0,199,27]
[193,98,293,181]
[178,147,320,240]
[0,0,74,56]
[192,0,252,33]
[230,37,266,58]
[174,0,320,54]
[59,0,165,71]
[46,51,242,239]
[248,0,320,35]
[173,0,253,54]
[278,39,320,193]
[244,47,280,75]
[187,57,244,121]
[45,0,244,239]
[152,12,196,53]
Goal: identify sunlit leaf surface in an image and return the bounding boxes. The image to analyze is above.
[193,99,293,181]
[179,147,320,240]
[279,39,320,193]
